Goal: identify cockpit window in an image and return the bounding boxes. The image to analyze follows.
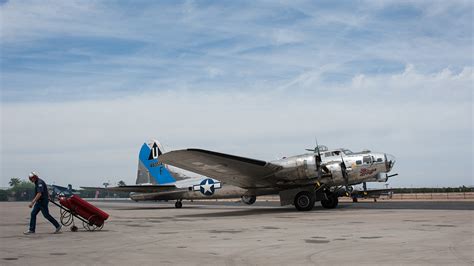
[376,158,383,162]
[342,149,353,155]
[324,152,332,157]
[363,156,372,164]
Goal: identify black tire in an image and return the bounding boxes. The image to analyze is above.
[294,191,315,211]
[175,201,183,208]
[321,194,339,209]
[241,195,256,205]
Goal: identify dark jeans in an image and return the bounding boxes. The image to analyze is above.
[29,199,60,232]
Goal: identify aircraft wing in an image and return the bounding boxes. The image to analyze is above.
[159,149,282,188]
[80,184,176,193]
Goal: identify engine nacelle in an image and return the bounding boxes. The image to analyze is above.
[241,195,256,205]
[324,162,345,184]
[374,173,388,182]
[274,154,318,180]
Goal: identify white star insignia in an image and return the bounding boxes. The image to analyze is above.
[201,179,214,194]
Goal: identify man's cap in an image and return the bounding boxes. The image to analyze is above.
[29,172,38,178]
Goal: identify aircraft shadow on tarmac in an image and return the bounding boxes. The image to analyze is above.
[112,206,202,211]
[338,201,474,211]
[174,202,474,218]
[176,207,305,218]
[109,201,473,214]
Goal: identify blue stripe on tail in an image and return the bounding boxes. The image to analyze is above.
[139,143,176,184]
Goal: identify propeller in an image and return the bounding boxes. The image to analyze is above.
[305,138,323,170]
[386,173,398,179]
[314,138,322,173]
[305,138,328,154]
[307,138,324,184]
[340,154,351,196]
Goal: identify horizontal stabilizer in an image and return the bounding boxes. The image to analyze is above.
[80,184,176,193]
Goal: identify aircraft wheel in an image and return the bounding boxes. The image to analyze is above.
[294,191,315,211]
[321,193,338,209]
[352,197,358,203]
[242,195,256,205]
[175,201,182,208]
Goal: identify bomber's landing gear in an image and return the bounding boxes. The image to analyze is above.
[321,193,339,209]
[175,200,183,208]
[294,191,316,211]
[241,195,257,205]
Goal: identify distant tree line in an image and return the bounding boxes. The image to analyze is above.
[0,178,36,201]
[392,186,473,193]
[78,188,130,198]
[1,178,130,201]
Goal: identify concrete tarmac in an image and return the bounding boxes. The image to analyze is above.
[1,200,473,265]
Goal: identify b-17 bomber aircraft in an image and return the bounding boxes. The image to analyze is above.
[96,139,397,211]
[159,142,397,211]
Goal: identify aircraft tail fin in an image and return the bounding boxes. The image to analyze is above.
[136,140,177,185]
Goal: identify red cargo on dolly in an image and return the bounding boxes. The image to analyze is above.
[50,194,109,232]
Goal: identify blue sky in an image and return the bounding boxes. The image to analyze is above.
[1,0,472,188]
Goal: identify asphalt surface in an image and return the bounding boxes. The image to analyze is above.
[125,199,474,210]
[1,200,473,265]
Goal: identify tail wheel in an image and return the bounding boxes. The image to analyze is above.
[175,201,183,208]
[294,191,315,211]
[321,193,339,209]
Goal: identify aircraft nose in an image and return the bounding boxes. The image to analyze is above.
[385,153,396,172]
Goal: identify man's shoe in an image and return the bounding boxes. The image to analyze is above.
[54,225,62,234]
[23,230,35,235]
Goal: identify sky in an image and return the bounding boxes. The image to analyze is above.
[1,0,473,188]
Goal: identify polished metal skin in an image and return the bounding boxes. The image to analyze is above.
[159,144,397,211]
[160,146,396,190]
[271,147,396,187]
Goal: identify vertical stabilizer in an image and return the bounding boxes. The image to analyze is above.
[136,140,176,185]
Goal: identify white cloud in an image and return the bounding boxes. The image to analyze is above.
[271,29,304,45]
[1,65,472,187]
[1,1,472,189]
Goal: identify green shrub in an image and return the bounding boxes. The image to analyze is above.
[0,189,8,201]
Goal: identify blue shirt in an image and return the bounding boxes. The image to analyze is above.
[35,178,49,202]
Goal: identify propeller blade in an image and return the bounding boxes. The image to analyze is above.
[313,138,323,176]
[340,154,351,195]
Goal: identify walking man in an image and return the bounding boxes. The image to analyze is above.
[24,172,62,235]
